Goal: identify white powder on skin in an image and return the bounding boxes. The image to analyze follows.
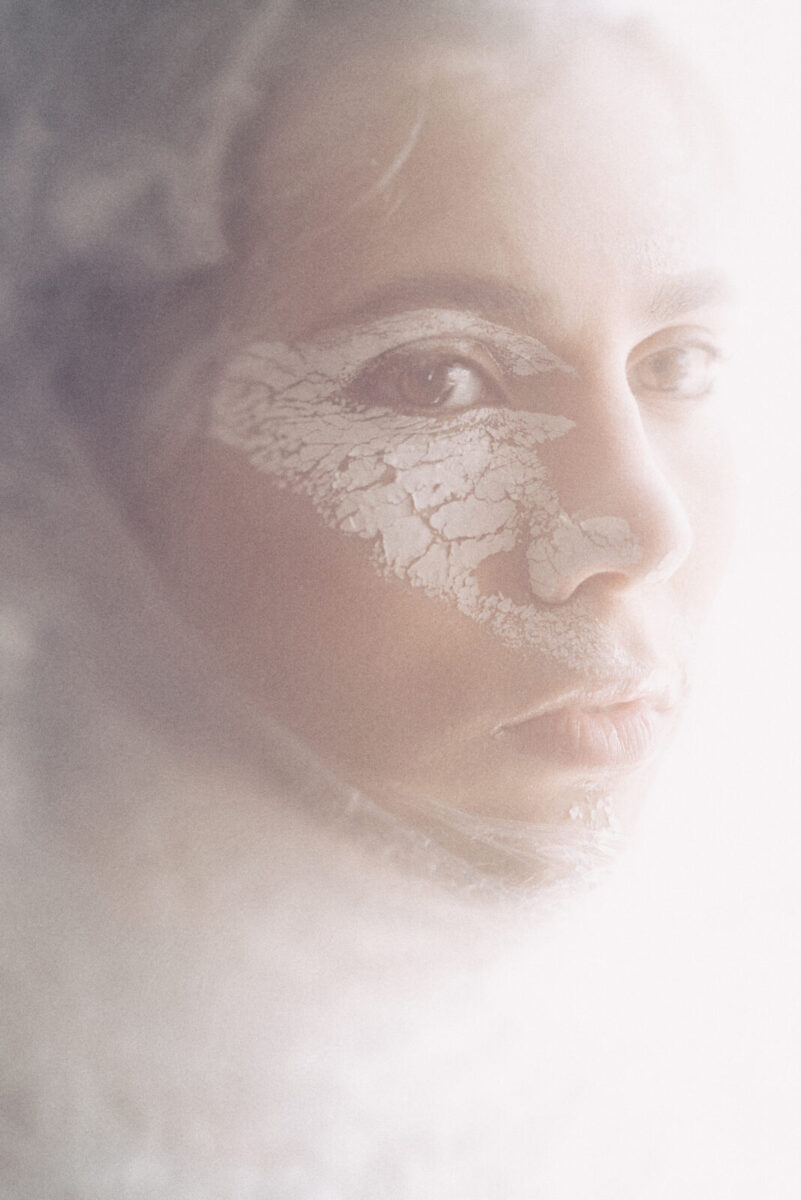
[568,791,621,833]
[210,309,643,670]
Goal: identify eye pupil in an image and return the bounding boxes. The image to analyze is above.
[650,352,675,380]
[630,344,717,400]
[398,360,482,408]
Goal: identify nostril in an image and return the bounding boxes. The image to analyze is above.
[472,511,666,606]
[526,513,643,602]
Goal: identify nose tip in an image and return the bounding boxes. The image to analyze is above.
[523,424,694,605]
[525,514,639,603]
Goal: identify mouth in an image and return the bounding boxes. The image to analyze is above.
[491,671,683,771]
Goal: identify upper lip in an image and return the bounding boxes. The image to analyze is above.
[492,667,684,735]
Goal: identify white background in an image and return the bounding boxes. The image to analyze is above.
[620,3,801,1187]
[640,0,801,950]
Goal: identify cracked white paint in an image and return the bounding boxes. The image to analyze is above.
[210,309,643,668]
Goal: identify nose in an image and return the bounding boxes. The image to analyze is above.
[524,383,694,605]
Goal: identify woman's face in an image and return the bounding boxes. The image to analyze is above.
[145,32,737,828]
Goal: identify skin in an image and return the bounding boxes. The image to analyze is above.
[139,30,737,828]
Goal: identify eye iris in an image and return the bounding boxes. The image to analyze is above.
[398,360,482,408]
[634,346,714,397]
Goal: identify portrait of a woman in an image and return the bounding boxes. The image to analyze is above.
[2,0,797,1196]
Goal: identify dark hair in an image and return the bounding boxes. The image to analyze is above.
[3,0,713,481]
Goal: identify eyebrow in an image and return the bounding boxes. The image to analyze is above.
[305,269,736,337]
[644,270,738,323]
[306,275,548,335]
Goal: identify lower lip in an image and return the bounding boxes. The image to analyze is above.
[494,699,672,770]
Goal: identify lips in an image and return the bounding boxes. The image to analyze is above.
[491,672,682,770]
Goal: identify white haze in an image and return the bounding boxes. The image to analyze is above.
[2,3,800,1197]
[612,0,801,1192]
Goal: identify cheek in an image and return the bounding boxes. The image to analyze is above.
[215,369,690,679]
[672,410,738,611]
[143,437,489,752]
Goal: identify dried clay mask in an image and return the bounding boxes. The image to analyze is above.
[210,308,645,672]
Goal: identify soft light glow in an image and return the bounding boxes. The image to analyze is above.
[614,3,801,1189]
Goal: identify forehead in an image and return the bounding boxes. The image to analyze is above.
[237,29,732,338]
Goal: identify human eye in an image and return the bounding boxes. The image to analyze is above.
[345,339,508,412]
[627,330,726,402]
